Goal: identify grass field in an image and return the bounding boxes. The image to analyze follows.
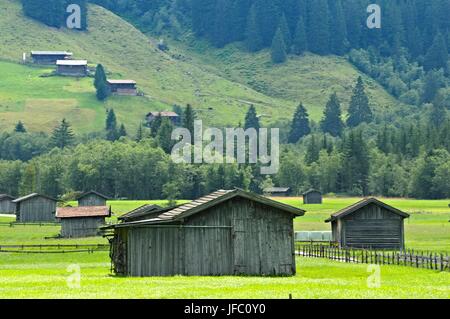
[0,197,449,299]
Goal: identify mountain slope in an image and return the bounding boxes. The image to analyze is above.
[0,0,402,134]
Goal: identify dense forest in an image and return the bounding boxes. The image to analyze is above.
[8,0,449,200]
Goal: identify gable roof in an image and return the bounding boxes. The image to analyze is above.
[325,198,410,223]
[118,204,163,221]
[31,51,72,56]
[303,189,321,195]
[76,191,110,201]
[56,60,87,66]
[0,194,15,201]
[146,111,179,117]
[12,193,58,203]
[56,206,111,219]
[111,189,305,228]
[264,187,291,193]
[107,80,136,85]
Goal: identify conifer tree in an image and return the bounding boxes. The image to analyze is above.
[347,77,373,127]
[329,0,347,55]
[245,4,263,52]
[307,0,330,55]
[135,123,144,142]
[288,103,310,143]
[94,64,110,101]
[244,105,260,130]
[51,118,74,149]
[150,115,163,138]
[14,121,27,133]
[271,27,287,64]
[118,124,127,138]
[321,93,344,137]
[157,118,175,153]
[183,104,196,138]
[305,135,320,164]
[105,109,118,141]
[292,15,307,55]
[424,33,448,72]
[278,13,292,51]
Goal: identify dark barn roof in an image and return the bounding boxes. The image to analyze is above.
[76,191,110,200]
[12,193,58,203]
[56,206,111,219]
[264,187,291,193]
[118,204,163,221]
[303,189,321,195]
[31,51,72,56]
[110,189,305,228]
[0,194,15,201]
[325,198,410,223]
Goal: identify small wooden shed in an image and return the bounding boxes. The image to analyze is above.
[118,204,163,223]
[31,51,72,64]
[106,189,305,277]
[263,187,292,197]
[76,191,110,207]
[56,206,111,238]
[0,194,16,214]
[146,111,180,125]
[107,80,137,95]
[56,60,88,77]
[303,189,322,204]
[12,193,58,223]
[325,198,410,250]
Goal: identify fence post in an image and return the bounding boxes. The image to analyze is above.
[440,253,444,272]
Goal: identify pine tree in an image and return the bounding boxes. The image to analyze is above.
[424,33,448,72]
[278,13,292,51]
[118,124,127,138]
[329,0,347,55]
[94,64,110,101]
[105,109,118,141]
[320,93,344,137]
[347,77,373,127]
[430,93,447,127]
[288,103,310,143]
[135,123,144,142]
[51,118,74,149]
[183,104,196,138]
[157,118,175,153]
[14,121,26,133]
[305,135,320,164]
[421,71,441,104]
[307,0,330,55]
[292,15,307,55]
[245,4,263,52]
[244,105,260,130]
[150,115,163,138]
[271,27,287,64]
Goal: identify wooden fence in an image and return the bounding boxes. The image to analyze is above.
[296,244,449,272]
[0,244,109,254]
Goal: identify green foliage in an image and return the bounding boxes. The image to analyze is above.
[244,105,260,130]
[245,4,262,52]
[346,77,373,127]
[288,103,310,144]
[320,93,344,137]
[424,33,448,72]
[292,15,307,55]
[14,121,26,133]
[94,64,110,101]
[51,118,75,149]
[271,27,287,64]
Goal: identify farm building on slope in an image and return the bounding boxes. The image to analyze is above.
[325,198,410,250]
[107,80,137,96]
[303,189,322,204]
[76,191,110,207]
[263,187,292,197]
[146,111,180,125]
[56,60,88,77]
[56,206,111,238]
[118,204,163,223]
[0,194,16,214]
[31,51,73,64]
[12,193,58,223]
[105,189,305,277]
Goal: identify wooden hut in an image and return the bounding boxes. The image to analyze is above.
[56,60,88,77]
[303,189,322,204]
[31,51,72,64]
[146,111,180,125]
[56,206,111,238]
[263,187,292,197]
[106,189,305,277]
[76,191,110,207]
[118,204,163,223]
[0,194,16,214]
[107,80,137,95]
[12,193,58,223]
[325,198,409,250]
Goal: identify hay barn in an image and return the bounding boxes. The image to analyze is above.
[263,187,292,197]
[13,193,58,223]
[57,206,111,238]
[106,189,305,277]
[31,51,72,64]
[107,80,137,95]
[118,204,163,223]
[0,194,16,214]
[325,198,410,250]
[56,60,88,76]
[303,189,322,204]
[146,111,180,125]
[76,191,110,207]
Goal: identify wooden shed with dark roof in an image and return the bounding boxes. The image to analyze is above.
[12,193,58,223]
[57,206,111,238]
[106,189,305,277]
[263,187,292,197]
[76,191,110,207]
[325,198,410,250]
[118,204,163,223]
[0,194,16,214]
[303,189,322,204]
[31,51,73,64]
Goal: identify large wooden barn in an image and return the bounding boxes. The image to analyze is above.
[13,193,58,223]
[56,206,111,238]
[303,189,322,204]
[0,194,16,214]
[76,191,109,207]
[56,60,88,77]
[325,198,410,250]
[107,80,137,96]
[106,189,305,277]
[31,51,72,64]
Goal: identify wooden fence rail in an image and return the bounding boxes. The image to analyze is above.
[0,244,109,254]
[295,244,449,272]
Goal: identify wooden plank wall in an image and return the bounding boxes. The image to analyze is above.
[17,197,56,222]
[61,217,105,238]
[0,199,15,214]
[78,194,106,207]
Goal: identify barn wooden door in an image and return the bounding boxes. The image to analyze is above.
[232,218,247,275]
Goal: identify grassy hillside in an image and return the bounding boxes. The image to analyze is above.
[0,0,402,134]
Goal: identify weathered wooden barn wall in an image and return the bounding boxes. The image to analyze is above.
[61,217,105,238]
[78,194,106,207]
[338,203,404,250]
[117,196,296,277]
[16,197,56,222]
[303,190,322,204]
[0,198,15,214]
